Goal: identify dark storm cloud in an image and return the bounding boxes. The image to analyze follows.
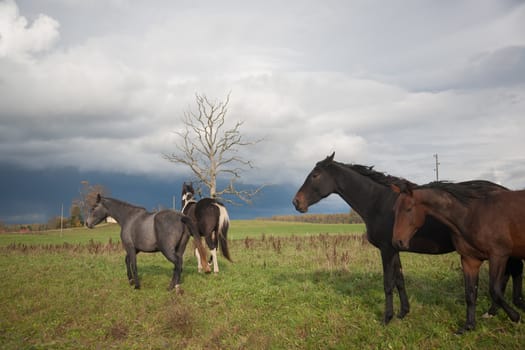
[1,0,525,223]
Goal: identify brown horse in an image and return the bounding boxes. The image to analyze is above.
[392,181,525,333]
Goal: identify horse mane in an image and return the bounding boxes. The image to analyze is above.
[333,161,414,188]
[416,181,488,205]
[102,196,147,211]
[457,180,508,192]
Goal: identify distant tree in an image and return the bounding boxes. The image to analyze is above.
[162,92,265,204]
[69,203,83,227]
[47,216,62,230]
[348,210,363,224]
[76,181,109,222]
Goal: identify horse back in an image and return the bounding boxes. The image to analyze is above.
[153,210,187,249]
[195,198,221,228]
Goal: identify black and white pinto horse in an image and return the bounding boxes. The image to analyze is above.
[181,182,232,273]
[86,194,210,292]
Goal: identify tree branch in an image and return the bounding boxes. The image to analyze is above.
[162,92,265,202]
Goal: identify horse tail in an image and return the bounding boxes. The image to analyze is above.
[181,215,210,273]
[213,203,232,262]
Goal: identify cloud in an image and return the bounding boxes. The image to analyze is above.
[455,46,525,89]
[0,0,59,61]
[1,0,525,198]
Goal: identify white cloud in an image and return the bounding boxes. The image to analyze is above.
[1,0,525,193]
[0,0,59,61]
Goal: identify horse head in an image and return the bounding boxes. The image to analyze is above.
[86,194,109,229]
[293,152,338,213]
[391,182,426,249]
[181,182,196,211]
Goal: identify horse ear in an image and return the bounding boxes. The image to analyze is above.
[96,193,101,203]
[327,152,335,162]
[392,182,414,196]
[391,184,401,193]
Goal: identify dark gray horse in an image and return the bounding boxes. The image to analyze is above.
[86,194,210,292]
[181,182,232,273]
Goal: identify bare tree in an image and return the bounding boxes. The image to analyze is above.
[163,92,264,204]
[76,181,109,221]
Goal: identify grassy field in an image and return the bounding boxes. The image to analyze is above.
[1,221,524,349]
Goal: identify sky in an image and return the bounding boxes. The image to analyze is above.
[1,0,524,224]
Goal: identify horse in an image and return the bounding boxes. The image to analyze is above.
[181,182,232,273]
[292,152,523,325]
[392,181,525,333]
[86,194,210,292]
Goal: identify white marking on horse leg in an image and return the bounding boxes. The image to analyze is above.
[212,247,219,273]
[195,247,203,272]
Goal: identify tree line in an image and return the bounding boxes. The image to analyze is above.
[260,211,363,224]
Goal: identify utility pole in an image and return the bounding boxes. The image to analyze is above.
[433,154,440,181]
[60,203,64,237]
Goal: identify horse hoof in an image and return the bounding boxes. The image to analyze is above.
[484,306,498,317]
[397,310,409,319]
[482,312,495,319]
[175,285,184,295]
[455,323,474,335]
[382,313,394,325]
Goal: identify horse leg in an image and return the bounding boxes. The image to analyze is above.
[128,250,140,289]
[195,247,203,273]
[488,256,520,323]
[168,253,184,294]
[380,249,399,324]
[125,254,133,285]
[486,257,525,316]
[457,256,482,334]
[211,247,219,273]
[393,253,410,319]
[508,258,525,310]
[205,231,219,273]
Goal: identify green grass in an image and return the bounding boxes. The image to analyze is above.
[0,221,524,349]
[0,221,365,246]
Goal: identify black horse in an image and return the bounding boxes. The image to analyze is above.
[292,153,523,324]
[86,194,210,292]
[181,182,232,273]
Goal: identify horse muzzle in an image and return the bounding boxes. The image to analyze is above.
[292,197,308,213]
[392,238,410,250]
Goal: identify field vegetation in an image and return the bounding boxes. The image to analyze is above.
[1,221,524,349]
